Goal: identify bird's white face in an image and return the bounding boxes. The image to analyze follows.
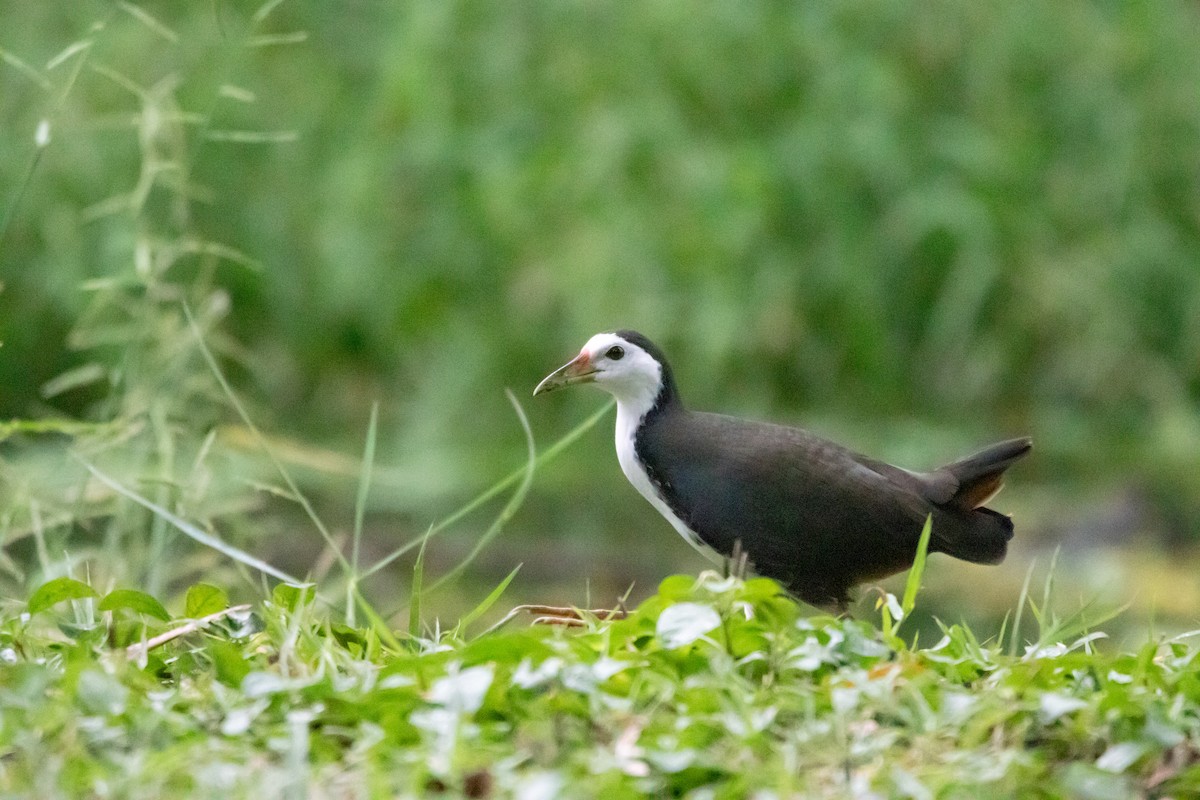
[534,330,711,560]
[534,332,663,412]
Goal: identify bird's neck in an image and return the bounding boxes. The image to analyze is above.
[610,365,681,433]
[612,368,682,470]
[610,369,713,559]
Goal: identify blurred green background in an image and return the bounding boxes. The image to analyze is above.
[2,1,1199,634]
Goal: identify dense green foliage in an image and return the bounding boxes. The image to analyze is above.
[3,571,1198,798]
[3,2,1199,503]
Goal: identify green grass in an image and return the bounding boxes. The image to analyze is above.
[3,567,1198,798]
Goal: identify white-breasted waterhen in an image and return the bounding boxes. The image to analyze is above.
[534,330,1032,608]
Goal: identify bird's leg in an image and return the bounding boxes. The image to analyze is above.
[724,539,752,582]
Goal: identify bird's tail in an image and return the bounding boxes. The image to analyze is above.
[931,437,1032,565]
[941,437,1033,512]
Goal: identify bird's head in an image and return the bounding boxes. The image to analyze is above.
[534,330,675,411]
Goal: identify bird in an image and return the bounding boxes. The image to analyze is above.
[533,329,1032,608]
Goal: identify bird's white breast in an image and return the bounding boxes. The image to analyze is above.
[613,402,721,564]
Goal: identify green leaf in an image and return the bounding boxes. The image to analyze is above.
[185,583,229,618]
[208,639,252,687]
[877,592,902,642]
[98,589,171,621]
[75,668,129,717]
[272,582,316,612]
[657,602,721,649]
[657,575,697,600]
[739,577,783,602]
[28,577,98,614]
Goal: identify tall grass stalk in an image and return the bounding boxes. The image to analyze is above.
[879,514,932,644]
[359,399,614,582]
[421,390,536,594]
[409,531,428,637]
[184,300,353,582]
[345,402,379,627]
[79,457,300,585]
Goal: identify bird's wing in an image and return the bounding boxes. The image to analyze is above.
[640,412,927,578]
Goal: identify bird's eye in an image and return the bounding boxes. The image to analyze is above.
[606,346,625,361]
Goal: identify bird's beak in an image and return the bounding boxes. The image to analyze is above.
[533,351,597,396]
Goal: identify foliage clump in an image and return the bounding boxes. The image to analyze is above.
[2,572,1198,798]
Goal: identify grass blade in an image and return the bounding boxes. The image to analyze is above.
[1010,559,1037,656]
[80,457,300,584]
[183,301,351,580]
[409,528,429,637]
[352,402,379,576]
[456,563,522,636]
[422,389,537,595]
[360,396,610,582]
[901,514,933,616]
[349,586,403,652]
